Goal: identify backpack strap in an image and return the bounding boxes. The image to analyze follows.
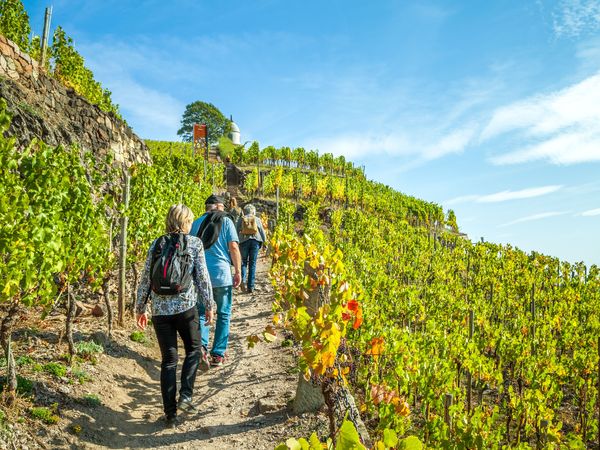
[196,211,226,250]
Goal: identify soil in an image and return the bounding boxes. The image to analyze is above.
[1,257,328,450]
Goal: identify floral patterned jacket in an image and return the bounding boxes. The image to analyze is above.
[135,235,213,316]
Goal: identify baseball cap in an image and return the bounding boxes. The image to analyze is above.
[205,194,225,205]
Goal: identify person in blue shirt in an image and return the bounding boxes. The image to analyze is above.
[190,194,241,367]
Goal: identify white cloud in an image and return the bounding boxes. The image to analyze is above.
[499,211,569,227]
[553,0,600,37]
[78,41,186,140]
[491,127,600,165]
[446,185,562,205]
[482,71,600,165]
[307,125,477,163]
[581,207,600,216]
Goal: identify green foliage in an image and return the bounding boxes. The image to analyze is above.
[72,366,91,384]
[30,405,59,424]
[0,374,33,396]
[129,330,146,344]
[43,362,67,378]
[75,341,103,359]
[0,99,114,313]
[15,355,34,366]
[177,100,230,143]
[0,0,30,51]
[129,141,215,266]
[446,209,458,232]
[336,419,365,449]
[80,393,101,407]
[51,26,120,116]
[217,135,236,160]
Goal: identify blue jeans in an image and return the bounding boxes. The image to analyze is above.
[240,239,261,290]
[198,286,232,358]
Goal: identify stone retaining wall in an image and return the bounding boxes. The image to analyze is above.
[0,35,150,166]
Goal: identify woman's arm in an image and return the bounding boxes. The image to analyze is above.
[193,241,214,311]
[135,243,154,315]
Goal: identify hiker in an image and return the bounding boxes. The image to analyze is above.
[190,194,242,367]
[227,197,242,225]
[236,204,267,294]
[135,204,214,426]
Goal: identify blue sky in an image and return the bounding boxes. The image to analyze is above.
[24,0,600,265]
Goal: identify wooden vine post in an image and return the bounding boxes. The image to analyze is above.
[275,185,279,224]
[444,393,453,430]
[118,171,130,327]
[530,283,536,355]
[467,309,474,413]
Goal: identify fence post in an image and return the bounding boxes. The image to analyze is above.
[40,6,52,67]
[275,185,280,224]
[467,309,474,413]
[118,171,130,326]
[531,283,536,355]
[444,393,453,430]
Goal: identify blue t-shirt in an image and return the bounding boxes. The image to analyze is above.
[190,213,239,288]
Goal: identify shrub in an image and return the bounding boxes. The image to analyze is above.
[43,362,67,378]
[75,341,103,360]
[16,355,34,366]
[81,393,101,408]
[129,331,146,344]
[30,406,59,424]
[72,366,91,384]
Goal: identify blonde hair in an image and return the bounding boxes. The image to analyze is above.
[165,204,194,233]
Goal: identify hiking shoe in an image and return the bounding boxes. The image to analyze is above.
[199,346,210,372]
[178,397,198,415]
[165,414,179,428]
[210,355,225,367]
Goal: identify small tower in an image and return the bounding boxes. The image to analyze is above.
[229,115,241,145]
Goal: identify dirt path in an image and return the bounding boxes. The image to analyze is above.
[55,257,322,449]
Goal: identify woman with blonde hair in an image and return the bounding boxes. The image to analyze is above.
[135,204,214,427]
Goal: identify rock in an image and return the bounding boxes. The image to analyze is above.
[91,304,105,317]
[257,398,279,414]
[90,331,109,346]
[75,301,86,317]
[58,385,72,395]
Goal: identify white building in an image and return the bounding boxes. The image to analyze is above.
[229,116,241,145]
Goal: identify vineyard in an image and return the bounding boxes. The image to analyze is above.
[1,83,599,447]
[0,2,599,447]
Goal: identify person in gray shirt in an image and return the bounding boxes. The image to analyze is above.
[236,204,267,294]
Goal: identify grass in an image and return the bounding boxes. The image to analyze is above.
[80,393,101,408]
[16,355,35,366]
[43,362,67,378]
[30,406,59,425]
[72,366,91,384]
[129,330,147,344]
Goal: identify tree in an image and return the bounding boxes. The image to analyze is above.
[0,0,31,52]
[177,101,230,144]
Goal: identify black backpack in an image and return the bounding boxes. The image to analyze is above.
[196,211,227,250]
[150,233,193,296]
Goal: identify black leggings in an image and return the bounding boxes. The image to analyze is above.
[152,306,201,417]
